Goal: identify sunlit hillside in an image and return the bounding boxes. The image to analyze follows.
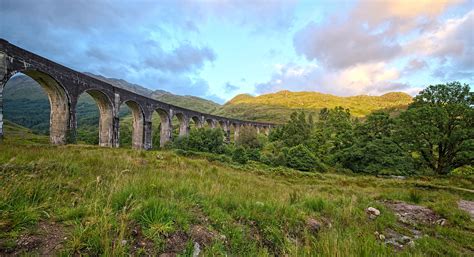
[216,91,413,123]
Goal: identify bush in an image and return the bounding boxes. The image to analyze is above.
[334,137,414,175]
[246,148,261,161]
[236,126,261,149]
[451,165,474,176]
[172,128,224,154]
[260,141,287,167]
[286,144,323,172]
[232,146,248,164]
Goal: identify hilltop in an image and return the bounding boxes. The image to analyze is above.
[216,90,413,123]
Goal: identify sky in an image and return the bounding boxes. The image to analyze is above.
[1,0,473,103]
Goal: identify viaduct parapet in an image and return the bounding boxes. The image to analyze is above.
[0,39,274,149]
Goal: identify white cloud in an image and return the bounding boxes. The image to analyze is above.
[256,62,414,96]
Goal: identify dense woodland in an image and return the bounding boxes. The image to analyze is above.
[170,82,473,176]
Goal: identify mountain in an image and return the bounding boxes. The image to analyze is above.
[215,90,413,123]
[84,72,221,113]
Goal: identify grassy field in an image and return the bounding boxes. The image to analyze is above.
[0,125,473,256]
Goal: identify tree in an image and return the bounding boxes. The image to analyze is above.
[286,144,325,172]
[172,128,224,154]
[335,111,414,175]
[236,125,261,149]
[232,146,248,164]
[313,107,354,162]
[260,141,287,166]
[335,138,414,175]
[396,82,473,174]
[280,112,312,147]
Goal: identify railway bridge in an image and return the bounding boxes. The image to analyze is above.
[0,39,273,149]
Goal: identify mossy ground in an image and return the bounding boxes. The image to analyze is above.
[0,124,473,256]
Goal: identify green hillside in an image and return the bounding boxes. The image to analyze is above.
[86,73,222,113]
[216,91,413,123]
[151,90,221,114]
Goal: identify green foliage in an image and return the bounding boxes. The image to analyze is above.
[232,146,248,164]
[451,165,474,176]
[281,112,313,147]
[336,138,414,175]
[334,111,414,175]
[172,128,224,154]
[260,141,287,167]
[286,144,324,172]
[236,126,261,149]
[396,82,473,174]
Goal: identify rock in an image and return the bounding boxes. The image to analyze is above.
[386,201,440,225]
[192,242,201,257]
[306,218,322,233]
[458,200,474,219]
[379,234,386,240]
[366,207,381,219]
[436,218,447,226]
[400,236,412,244]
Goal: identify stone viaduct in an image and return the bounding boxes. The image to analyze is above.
[0,39,273,149]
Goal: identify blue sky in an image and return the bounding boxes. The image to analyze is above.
[1,0,472,103]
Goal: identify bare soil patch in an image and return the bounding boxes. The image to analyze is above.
[128,222,157,256]
[160,231,189,256]
[385,201,441,225]
[0,221,66,256]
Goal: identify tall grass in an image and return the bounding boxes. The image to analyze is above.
[0,131,473,256]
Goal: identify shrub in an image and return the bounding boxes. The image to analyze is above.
[172,128,224,154]
[246,148,261,161]
[232,146,248,164]
[451,165,474,176]
[236,126,261,149]
[334,137,414,175]
[286,144,323,172]
[260,141,287,167]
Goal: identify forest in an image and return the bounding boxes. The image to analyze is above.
[169,82,473,176]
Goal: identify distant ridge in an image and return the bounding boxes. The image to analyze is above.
[216,90,413,123]
[83,73,221,113]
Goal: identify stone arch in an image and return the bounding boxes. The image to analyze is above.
[79,89,114,147]
[2,70,70,145]
[205,118,216,128]
[190,116,202,129]
[155,108,171,148]
[120,100,145,149]
[173,112,189,137]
